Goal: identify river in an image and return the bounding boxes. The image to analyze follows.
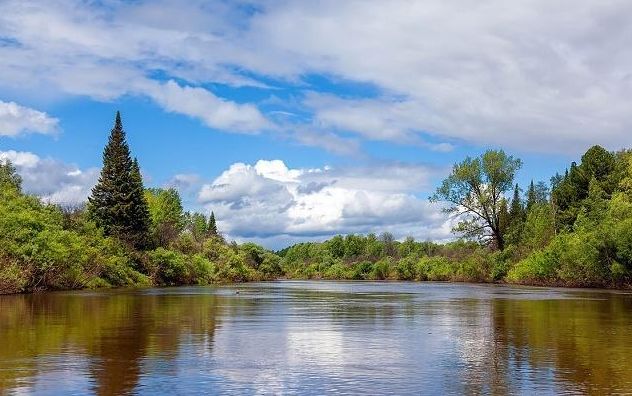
[1,281,631,395]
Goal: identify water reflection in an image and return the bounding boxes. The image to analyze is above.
[0,282,631,394]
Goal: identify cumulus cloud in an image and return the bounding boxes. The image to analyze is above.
[2,0,632,153]
[198,159,451,246]
[246,0,632,153]
[140,80,270,133]
[0,0,632,152]
[0,100,59,137]
[0,150,98,206]
[0,1,271,133]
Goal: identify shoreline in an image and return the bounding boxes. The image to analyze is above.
[3,277,631,296]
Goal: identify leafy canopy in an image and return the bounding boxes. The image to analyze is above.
[431,149,522,250]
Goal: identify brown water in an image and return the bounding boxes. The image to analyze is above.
[1,281,631,395]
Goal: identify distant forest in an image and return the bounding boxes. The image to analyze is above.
[1,113,631,293]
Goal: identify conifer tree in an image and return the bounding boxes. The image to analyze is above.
[509,184,524,223]
[526,180,537,211]
[129,158,151,248]
[88,112,150,249]
[207,211,218,237]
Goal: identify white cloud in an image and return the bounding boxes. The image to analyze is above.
[198,159,451,247]
[0,150,98,206]
[2,0,632,153]
[140,80,270,133]
[0,1,271,133]
[0,101,59,137]
[244,0,632,153]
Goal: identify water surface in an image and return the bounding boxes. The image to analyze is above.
[1,281,632,395]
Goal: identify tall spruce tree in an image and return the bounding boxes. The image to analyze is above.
[129,158,151,248]
[208,211,218,237]
[526,180,537,211]
[88,112,150,249]
[509,184,524,223]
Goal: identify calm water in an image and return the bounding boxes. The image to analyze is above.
[1,281,632,395]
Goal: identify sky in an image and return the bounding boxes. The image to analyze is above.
[0,0,631,249]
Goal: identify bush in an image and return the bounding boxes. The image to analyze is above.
[259,252,283,278]
[323,260,350,279]
[149,248,190,285]
[351,261,374,280]
[0,188,146,293]
[371,258,392,280]
[416,256,454,281]
[190,254,216,285]
[396,256,417,280]
[507,249,557,284]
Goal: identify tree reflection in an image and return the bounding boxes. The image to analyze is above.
[490,293,632,393]
[0,290,223,395]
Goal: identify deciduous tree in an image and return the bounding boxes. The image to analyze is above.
[431,149,522,250]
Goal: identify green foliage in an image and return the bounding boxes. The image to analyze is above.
[87,112,150,249]
[0,186,145,293]
[371,258,392,280]
[416,256,454,281]
[0,160,22,191]
[519,203,556,251]
[323,261,351,279]
[145,188,185,247]
[431,149,522,250]
[185,212,209,242]
[507,250,557,285]
[4,131,632,294]
[396,256,417,280]
[552,145,622,231]
[148,248,190,285]
[207,211,218,237]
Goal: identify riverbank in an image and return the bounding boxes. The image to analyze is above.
[2,184,631,294]
[2,139,632,294]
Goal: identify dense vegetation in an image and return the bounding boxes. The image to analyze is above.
[1,112,631,293]
[280,146,632,288]
[0,113,281,294]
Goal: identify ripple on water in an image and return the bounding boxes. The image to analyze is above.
[1,281,632,394]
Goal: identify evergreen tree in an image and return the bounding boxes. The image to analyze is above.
[207,211,218,237]
[509,184,524,224]
[504,184,525,245]
[88,112,150,249]
[129,158,151,248]
[526,180,537,211]
[534,181,549,204]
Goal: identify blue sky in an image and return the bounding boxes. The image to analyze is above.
[0,0,629,248]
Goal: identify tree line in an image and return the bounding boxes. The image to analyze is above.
[278,146,632,287]
[1,111,631,293]
[0,113,281,294]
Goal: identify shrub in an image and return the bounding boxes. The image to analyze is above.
[507,249,557,284]
[149,248,190,285]
[190,254,216,285]
[396,256,417,280]
[416,256,454,281]
[371,258,392,280]
[323,260,350,279]
[351,261,374,280]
